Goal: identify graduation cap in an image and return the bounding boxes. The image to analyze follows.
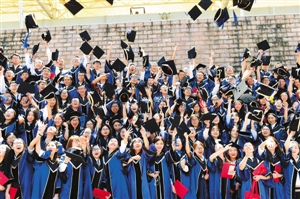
[79,30,91,42]
[243,48,251,60]
[188,47,197,59]
[273,66,288,77]
[233,80,248,101]
[123,46,134,62]
[292,67,300,79]
[188,5,202,21]
[250,57,262,68]
[0,53,8,67]
[136,83,147,97]
[198,87,208,101]
[65,147,85,164]
[25,75,41,84]
[142,118,160,133]
[220,84,234,96]
[41,30,51,42]
[261,56,271,66]
[256,83,275,97]
[140,98,151,113]
[295,43,300,53]
[199,113,217,121]
[111,58,126,72]
[214,8,229,28]
[64,0,84,16]
[25,14,38,32]
[178,121,191,135]
[103,83,115,98]
[238,93,256,103]
[198,0,213,11]
[40,83,58,99]
[248,108,263,122]
[106,0,114,5]
[64,110,82,121]
[180,76,189,88]
[126,30,136,42]
[52,49,59,61]
[233,0,238,6]
[161,60,177,76]
[195,63,206,70]
[93,105,107,119]
[157,56,166,67]
[17,82,35,95]
[80,41,93,55]
[120,40,128,49]
[185,106,194,117]
[89,90,102,106]
[215,67,225,79]
[142,55,149,68]
[93,46,105,59]
[32,43,40,56]
[45,60,53,68]
[290,117,300,131]
[275,88,288,99]
[238,0,254,12]
[137,47,143,57]
[162,106,169,117]
[119,88,130,103]
[171,114,181,130]
[257,40,270,51]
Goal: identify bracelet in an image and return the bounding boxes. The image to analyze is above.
[38,133,43,137]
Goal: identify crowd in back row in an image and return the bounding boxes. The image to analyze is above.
[0,39,300,199]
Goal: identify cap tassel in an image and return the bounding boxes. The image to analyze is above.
[221,18,225,30]
[21,33,30,49]
[233,10,238,24]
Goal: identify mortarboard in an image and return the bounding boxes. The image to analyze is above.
[121,40,128,49]
[45,60,53,68]
[119,88,130,103]
[238,93,256,103]
[25,14,38,32]
[214,7,229,28]
[275,88,288,99]
[290,117,300,131]
[140,98,151,113]
[171,114,181,130]
[64,0,84,16]
[200,113,217,121]
[80,41,93,55]
[256,83,275,97]
[106,0,114,5]
[250,57,262,68]
[32,43,40,56]
[188,47,197,59]
[93,105,107,119]
[138,47,143,57]
[93,46,105,59]
[162,106,169,117]
[0,54,8,67]
[0,109,4,125]
[198,87,208,101]
[142,118,160,133]
[215,67,225,79]
[126,30,136,42]
[257,40,270,51]
[17,82,35,95]
[89,90,102,106]
[103,83,115,98]
[111,58,126,72]
[65,147,85,164]
[292,67,300,79]
[41,30,51,42]
[273,66,288,77]
[220,84,234,96]
[25,75,41,84]
[261,56,272,66]
[243,48,251,60]
[52,49,59,61]
[173,180,188,199]
[64,110,82,121]
[79,30,91,42]
[40,83,58,99]
[123,46,135,62]
[188,5,202,21]
[136,83,147,97]
[161,60,178,76]
[157,56,166,67]
[178,121,191,134]
[233,0,239,6]
[180,76,189,88]
[238,0,254,12]
[195,63,206,70]
[185,105,194,117]
[93,188,111,199]
[295,43,300,53]
[198,0,213,11]
[252,161,268,176]
[233,80,248,101]
[248,108,263,122]
[143,55,149,68]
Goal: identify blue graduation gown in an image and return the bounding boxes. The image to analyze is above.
[100,149,130,199]
[31,150,61,199]
[236,158,274,199]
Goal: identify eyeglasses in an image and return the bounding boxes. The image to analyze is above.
[13,142,23,145]
[92,148,101,151]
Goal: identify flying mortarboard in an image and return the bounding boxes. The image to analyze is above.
[171,114,181,130]
[290,116,300,131]
[195,63,206,70]
[215,67,225,79]
[89,90,102,106]
[32,43,40,56]
[123,46,135,62]
[157,56,166,67]
[140,99,151,113]
[257,40,270,51]
[120,40,128,49]
[65,147,85,164]
[93,105,107,119]
[25,14,38,32]
[198,0,213,10]
[180,76,189,88]
[136,83,147,97]
[188,5,202,21]
[80,41,93,55]
[233,0,239,6]
[143,55,149,68]
[79,30,91,42]
[93,46,105,59]
[198,87,208,101]
[250,57,262,68]
[142,118,160,133]
[248,108,263,122]
[188,47,197,59]
[119,89,130,103]
[138,47,143,57]
[52,49,59,61]
[21,34,30,49]
[292,67,300,79]
[45,60,53,68]
[25,75,41,84]
[111,58,126,72]
[0,54,8,67]
[199,113,217,121]
[64,0,84,16]
[106,0,114,5]
[243,48,251,60]
[17,82,35,95]
[41,30,51,42]
[40,83,58,99]
[295,43,300,53]
[185,105,194,117]
[256,83,275,97]
[233,80,248,101]
[161,60,178,76]
[103,83,115,98]
[220,84,234,96]
[178,121,191,135]
[273,66,288,77]
[126,30,136,42]
[238,0,254,12]
[214,7,229,28]
[261,56,272,66]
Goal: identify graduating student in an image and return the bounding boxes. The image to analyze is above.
[31,122,60,199]
[0,108,21,137]
[0,144,11,199]
[86,144,103,190]
[237,142,274,199]
[18,108,39,146]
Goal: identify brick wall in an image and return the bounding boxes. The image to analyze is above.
[1,14,300,72]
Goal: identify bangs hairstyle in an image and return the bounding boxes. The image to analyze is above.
[193,141,205,149]
[153,136,165,144]
[66,135,80,149]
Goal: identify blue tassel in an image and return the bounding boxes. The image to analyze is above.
[221,18,225,29]
[233,10,238,24]
[21,33,30,49]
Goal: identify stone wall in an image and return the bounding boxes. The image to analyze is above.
[0,14,299,72]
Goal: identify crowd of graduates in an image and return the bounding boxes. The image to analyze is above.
[1,28,300,199]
